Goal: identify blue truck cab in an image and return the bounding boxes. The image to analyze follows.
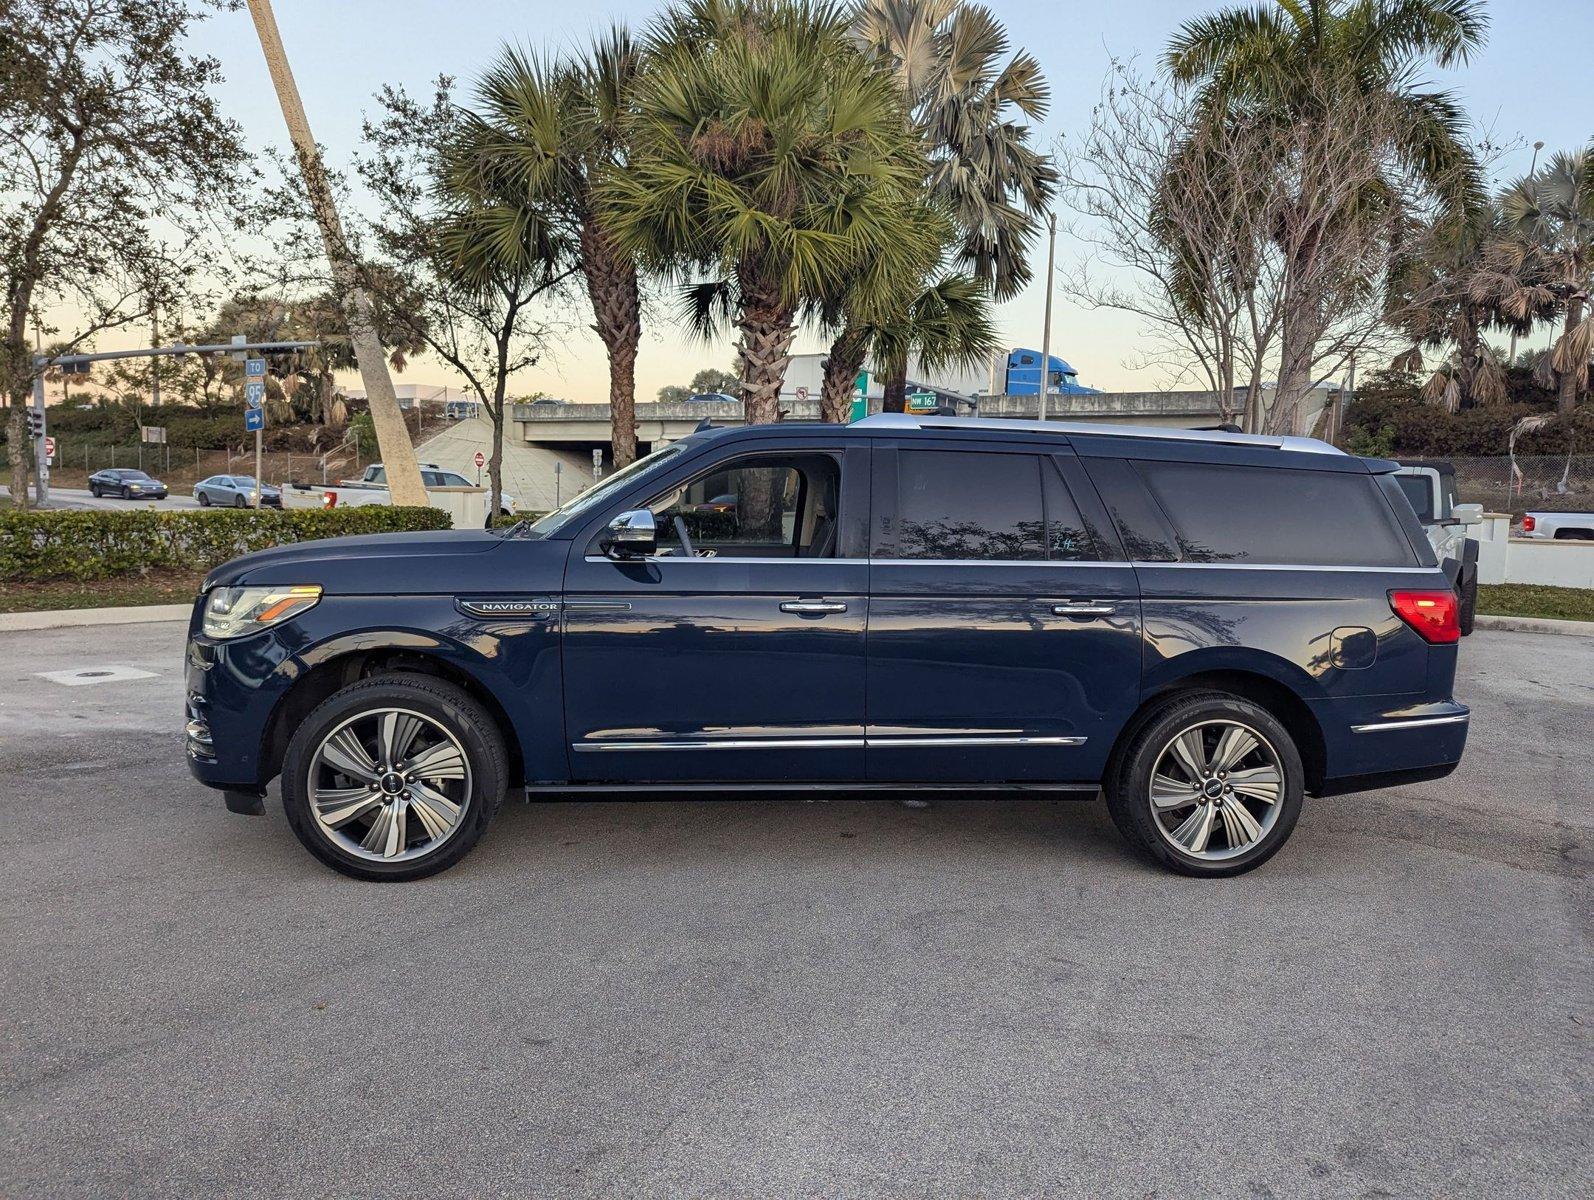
[184,414,1468,880]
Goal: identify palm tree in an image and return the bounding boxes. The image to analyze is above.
[1387,204,1518,411]
[602,0,930,424]
[1166,0,1487,426]
[866,273,1000,409]
[847,0,1055,407]
[449,32,645,464]
[1494,146,1594,413]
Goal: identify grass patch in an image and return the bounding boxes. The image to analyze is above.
[0,569,205,613]
[1477,583,1594,623]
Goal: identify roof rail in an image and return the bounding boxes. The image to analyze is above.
[850,412,1343,455]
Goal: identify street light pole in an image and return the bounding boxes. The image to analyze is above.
[243,0,428,508]
[1037,211,1056,421]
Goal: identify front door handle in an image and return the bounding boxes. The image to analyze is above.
[781,601,848,614]
[1051,601,1116,616]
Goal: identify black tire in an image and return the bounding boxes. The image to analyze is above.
[1105,691,1305,877]
[1458,569,1478,637]
[281,673,509,881]
[234,493,247,508]
[197,491,210,507]
[89,484,100,498]
[121,486,131,499]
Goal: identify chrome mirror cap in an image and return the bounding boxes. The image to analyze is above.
[602,509,657,558]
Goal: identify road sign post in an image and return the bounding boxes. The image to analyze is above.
[245,360,267,506]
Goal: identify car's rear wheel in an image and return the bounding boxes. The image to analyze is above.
[1106,691,1304,877]
[281,674,508,881]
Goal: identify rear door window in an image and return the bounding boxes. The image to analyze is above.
[882,450,1095,561]
[1134,460,1415,566]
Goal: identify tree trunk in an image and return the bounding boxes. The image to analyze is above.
[5,399,30,506]
[1269,285,1322,436]
[879,350,909,414]
[820,326,869,423]
[1455,312,1480,411]
[488,388,505,524]
[735,277,797,425]
[582,222,641,467]
[1555,297,1584,414]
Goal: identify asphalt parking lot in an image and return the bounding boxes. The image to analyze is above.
[0,621,1588,1198]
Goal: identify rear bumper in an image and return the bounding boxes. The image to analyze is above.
[1312,699,1470,794]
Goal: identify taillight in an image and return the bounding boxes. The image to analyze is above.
[1389,589,1460,644]
[1521,514,1535,533]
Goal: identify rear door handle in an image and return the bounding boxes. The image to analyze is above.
[781,601,848,614]
[1051,601,1116,616]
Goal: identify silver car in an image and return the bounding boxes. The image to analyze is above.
[194,475,282,509]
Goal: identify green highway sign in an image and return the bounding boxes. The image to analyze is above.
[906,390,938,414]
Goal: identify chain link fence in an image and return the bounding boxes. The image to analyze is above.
[1448,455,1594,516]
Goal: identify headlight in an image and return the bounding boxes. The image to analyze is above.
[203,585,322,639]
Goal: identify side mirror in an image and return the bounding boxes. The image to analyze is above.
[600,509,657,559]
[1452,503,1483,526]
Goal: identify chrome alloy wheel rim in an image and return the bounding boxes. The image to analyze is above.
[1148,719,1283,861]
[307,707,472,863]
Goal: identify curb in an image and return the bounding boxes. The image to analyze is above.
[1473,614,1594,638]
[0,604,191,632]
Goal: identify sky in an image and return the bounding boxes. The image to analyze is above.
[130,0,1594,400]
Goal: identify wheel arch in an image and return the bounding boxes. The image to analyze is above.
[261,645,526,789]
[1106,669,1327,795]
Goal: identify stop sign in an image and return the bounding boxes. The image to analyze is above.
[473,451,485,469]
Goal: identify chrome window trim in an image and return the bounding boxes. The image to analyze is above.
[1350,715,1470,734]
[582,556,1128,567]
[1131,561,1438,573]
[573,733,1088,752]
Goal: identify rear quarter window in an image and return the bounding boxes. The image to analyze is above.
[1133,460,1416,567]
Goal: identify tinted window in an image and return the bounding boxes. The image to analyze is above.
[1134,461,1415,566]
[885,450,1094,562]
[1395,475,1434,523]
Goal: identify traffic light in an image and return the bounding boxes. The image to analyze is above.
[25,409,43,439]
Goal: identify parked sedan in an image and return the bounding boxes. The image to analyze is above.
[194,475,282,509]
[88,469,168,499]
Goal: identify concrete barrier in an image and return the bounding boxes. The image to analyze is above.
[1474,514,1594,588]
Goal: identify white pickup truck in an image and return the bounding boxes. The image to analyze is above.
[289,462,517,515]
[1519,511,1594,540]
[1393,461,1482,635]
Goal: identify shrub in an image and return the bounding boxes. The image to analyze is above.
[0,506,452,583]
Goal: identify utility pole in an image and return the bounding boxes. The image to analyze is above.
[244,0,427,507]
[1037,212,1057,420]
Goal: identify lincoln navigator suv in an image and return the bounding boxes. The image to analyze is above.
[184,414,1469,880]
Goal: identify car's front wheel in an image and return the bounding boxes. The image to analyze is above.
[197,491,210,507]
[233,493,247,508]
[1106,691,1304,877]
[281,674,508,881]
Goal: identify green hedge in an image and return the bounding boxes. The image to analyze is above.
[1,506,452,583]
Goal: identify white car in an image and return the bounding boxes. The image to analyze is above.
[1519,512,1594,540]
[336,463,517,514]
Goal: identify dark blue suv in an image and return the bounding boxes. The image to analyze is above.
[184,415,1468,880]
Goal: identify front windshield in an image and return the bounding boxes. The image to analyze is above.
[232,476,257,487]
[526,442,693,537]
